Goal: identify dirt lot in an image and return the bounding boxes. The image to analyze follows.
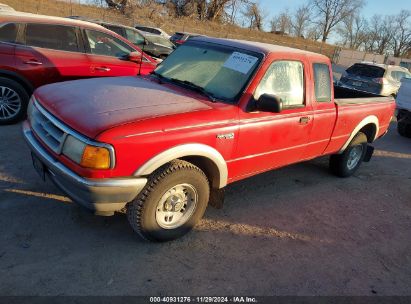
[0,122,410,296]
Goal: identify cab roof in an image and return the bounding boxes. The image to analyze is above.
[192,36,329,60]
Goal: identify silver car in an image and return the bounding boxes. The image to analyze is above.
[339,62,411,97]
[0,3,15,12]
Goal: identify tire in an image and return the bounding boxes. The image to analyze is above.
[127,160,210,242]
[398,121,411,138]
[0,77,30,125]
[330,132,368,178]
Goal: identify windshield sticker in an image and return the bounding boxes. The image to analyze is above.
[223,52,258,74]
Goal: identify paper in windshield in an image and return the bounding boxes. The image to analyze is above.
[223,52,258,74]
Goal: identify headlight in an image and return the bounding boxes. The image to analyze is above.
[27,96,36,121]
[62,135,86,164]
[62,135,111,170]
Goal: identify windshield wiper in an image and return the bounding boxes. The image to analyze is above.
[169,78,217,102]
[150,71,167,83]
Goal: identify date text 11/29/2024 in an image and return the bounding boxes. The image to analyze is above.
[149,297,258,303]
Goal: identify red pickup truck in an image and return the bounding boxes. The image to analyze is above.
[23,37,395,242]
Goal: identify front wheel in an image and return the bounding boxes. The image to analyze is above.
[127,160,210,242]
[0,77,29,125]
[330,132,368,178]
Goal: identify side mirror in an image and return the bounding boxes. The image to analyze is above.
[128,51,142,63]
[255,94,283,113]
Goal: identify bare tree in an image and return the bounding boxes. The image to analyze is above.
[337,13,367,49]
[291,4,312,38]
[391,10,411,57]
[311,0,364,42]
[226,0,250,24]
[270,9,292,34]
[105,0,130,14]
[365,14,396,54]
[243,2,265,31]
[306,25,322,41]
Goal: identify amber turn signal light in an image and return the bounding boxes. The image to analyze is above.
[80,145,111,169]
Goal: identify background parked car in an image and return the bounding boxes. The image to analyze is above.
[170,32,202,46]
[0,12,157,124]
[339,62,411,97]
[0,3,15,13]
[96,21,175,59]
[134,24,170,38]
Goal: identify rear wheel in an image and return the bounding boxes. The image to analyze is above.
[127,160,209,242]
[0,77,29,125]
[330,132,368,177]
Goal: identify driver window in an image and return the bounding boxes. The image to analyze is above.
[84,29,134,58]
[255,60,304,107]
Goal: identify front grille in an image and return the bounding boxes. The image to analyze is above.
[30,102,67,154]
[28,98,116,168]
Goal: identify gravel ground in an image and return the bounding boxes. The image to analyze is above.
[0,122,410,296]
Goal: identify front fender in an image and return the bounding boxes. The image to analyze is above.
[133,143,228,188]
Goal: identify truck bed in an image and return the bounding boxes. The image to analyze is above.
[334,85,393,105]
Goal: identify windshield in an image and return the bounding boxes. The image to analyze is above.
[153,41,262,102]
[146,35,174,48]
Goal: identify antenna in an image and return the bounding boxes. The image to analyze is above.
[138,37,145,76]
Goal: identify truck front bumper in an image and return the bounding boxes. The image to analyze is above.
[23,121,147,215]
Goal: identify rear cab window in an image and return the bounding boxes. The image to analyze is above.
[346,64,385,78]
[25,23,79,52]
[0,23,19,43]
[313,63,332,102]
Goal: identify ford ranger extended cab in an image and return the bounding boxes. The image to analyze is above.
[23,37,395,242]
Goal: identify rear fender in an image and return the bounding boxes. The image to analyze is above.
[339,115,379,153]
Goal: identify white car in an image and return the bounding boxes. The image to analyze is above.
[134,25,170,39]
[396,78,411,137]
[0,3,15,12]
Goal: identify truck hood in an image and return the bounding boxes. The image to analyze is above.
[34,76,212,138]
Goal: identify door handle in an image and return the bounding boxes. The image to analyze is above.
[299,117,311,124]
[95,66,111,72]
[24,60,43,65]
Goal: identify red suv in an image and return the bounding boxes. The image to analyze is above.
[0,13,157,124]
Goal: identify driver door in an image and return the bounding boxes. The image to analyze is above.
[232,59,313,179]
